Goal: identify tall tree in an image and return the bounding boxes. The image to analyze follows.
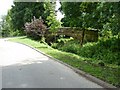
[0,15,12,37]
[9,2,45,34]
[44,1,61,32]
[61,2,120,35]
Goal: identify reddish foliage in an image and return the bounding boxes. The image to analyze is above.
[24,17,46,38]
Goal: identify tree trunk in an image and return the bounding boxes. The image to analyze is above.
[81,29,85,46]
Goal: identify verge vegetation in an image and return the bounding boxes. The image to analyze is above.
[1,1,119,88]
[10,36,120,87]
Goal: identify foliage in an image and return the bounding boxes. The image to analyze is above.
[44,1,61,32]
[61,2,98,27]
[0,15,9,37]
[0,15,20,37]
[10,36,120,87]
[6,1,60,35]
[9,2,47,34]
[51,37,73,49]
[58,40,80,54]
[79,36,120,65]
[24,17,46,39]
[61,2,120,35]
[52,36,119,66]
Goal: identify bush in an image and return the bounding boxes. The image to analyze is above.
[53,35,119,65]
[78,42,97,58]
[24,16,46,40]
[51,37,74,49]
[79,36,119,65]
[58,40,80,54]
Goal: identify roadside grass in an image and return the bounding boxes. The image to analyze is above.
[9,36,120,87]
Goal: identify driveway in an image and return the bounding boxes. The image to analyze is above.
[0,39,103,88]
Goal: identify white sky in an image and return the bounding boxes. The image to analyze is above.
[0,0,13,20]
[56,0,64,21]
[0,0,64,21]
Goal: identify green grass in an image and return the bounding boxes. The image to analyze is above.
[9,36,120,87]
[55,36,120,66]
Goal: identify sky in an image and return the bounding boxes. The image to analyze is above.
[55,0,64,21]
[0,0,13,20]
[0,0,64,21]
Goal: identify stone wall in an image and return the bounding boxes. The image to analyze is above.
[45,27,98,45]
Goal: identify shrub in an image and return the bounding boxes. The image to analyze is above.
[79,36,119,65]
[58,40,81,54]
[54,35,119,65]
[79,42,97,58]
[51,37,74,49]
[51,43,59,49]
[24,16,46,40]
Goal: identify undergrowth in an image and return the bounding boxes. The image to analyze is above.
[52,35,120,66]
[10,36,120,87]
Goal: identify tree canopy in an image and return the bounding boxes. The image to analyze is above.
[61,2,120,35]
[9,2,45,32]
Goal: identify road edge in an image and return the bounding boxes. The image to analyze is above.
[12,41,117,89]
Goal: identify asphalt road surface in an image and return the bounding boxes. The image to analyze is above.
[0,39,103,88]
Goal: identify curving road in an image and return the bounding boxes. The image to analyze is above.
[0,39,103,88]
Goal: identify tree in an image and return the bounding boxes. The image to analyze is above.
[0,15,11,37]
[9,1,60,34]
[101,2,120,35]
[9,2,46,34]
[44,1,61,32]
[61,2,103,28]
[61,2,120,35]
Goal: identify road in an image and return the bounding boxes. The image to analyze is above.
[0,39,103,88]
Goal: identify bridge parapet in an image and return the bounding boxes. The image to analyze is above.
[45,27,98,45]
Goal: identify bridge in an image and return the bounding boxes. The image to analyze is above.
[45,27,98,46]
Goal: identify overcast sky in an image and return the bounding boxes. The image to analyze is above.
[0,0,63,21]
[0,0,13,20]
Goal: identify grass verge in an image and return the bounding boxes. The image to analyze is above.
[9,36,120,87]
